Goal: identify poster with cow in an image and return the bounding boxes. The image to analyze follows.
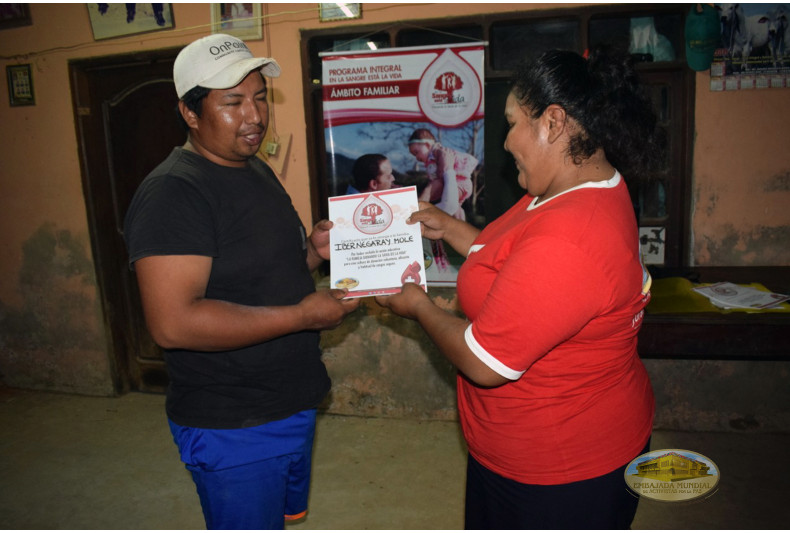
[712,3,789,89]
[320,43,486,285]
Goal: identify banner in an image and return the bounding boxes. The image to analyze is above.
[321,43,486,286]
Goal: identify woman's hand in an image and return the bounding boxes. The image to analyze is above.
[408,202,481,257]
[408,202,453,241]
[376,282,508,388]
[375,282,431,321]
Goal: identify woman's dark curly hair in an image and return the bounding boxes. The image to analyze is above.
[510,46,665,180]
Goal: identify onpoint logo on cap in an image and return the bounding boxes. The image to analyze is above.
[208,38,251,59]
[174,33,281,98]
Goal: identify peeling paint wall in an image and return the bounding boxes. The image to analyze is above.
[694,223,790,265]
[0,223,112,395]
[320,291,460,420]
[644,360,790,432]
[692,80,790,266]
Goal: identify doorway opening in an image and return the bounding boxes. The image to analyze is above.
[70,48,183,394]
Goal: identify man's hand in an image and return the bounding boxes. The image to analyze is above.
[300,288,361,329]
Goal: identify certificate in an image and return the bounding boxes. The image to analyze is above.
[329,186,427,298]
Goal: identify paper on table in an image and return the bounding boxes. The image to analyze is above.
[692,282,790,309]
[328,186,426,298]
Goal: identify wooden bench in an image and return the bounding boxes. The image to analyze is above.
[639,267,790,361]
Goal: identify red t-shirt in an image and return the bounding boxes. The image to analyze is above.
[456,172,654,485]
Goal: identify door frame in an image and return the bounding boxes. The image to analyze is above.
[69,48,180,394]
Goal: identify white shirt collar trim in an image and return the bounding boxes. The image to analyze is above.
[526,170,621,211]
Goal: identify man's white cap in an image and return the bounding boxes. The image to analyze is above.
[174,33,281,99]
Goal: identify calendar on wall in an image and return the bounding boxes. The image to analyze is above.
[710,3,790,91]
[6,64,34,106]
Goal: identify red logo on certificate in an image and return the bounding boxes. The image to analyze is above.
[353,194,394,235]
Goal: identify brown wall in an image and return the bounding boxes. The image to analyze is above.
[1,4,788,430]
[692,87,790,264]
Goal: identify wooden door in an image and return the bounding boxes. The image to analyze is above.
[70,49,183,393]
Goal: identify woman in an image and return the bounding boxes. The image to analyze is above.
[376,48,662,529]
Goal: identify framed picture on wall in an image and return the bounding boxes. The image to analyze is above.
[211,3,262,41]
[319,3,361,22]
[87,3,174,40]
[6,64,34,106]
[0,3,32,30]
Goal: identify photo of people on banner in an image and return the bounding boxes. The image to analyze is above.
[321,43,485,285]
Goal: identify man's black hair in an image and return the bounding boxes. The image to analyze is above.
[174,85,211,132]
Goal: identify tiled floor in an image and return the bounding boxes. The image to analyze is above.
[1,387,788,529]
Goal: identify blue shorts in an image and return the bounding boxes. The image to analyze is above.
[168,409,317,530]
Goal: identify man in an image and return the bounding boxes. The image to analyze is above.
[123,34,359,529]
[346,153,396,194]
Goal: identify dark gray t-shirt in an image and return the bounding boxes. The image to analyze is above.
[124,148,330,429]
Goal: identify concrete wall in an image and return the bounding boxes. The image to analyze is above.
[320,289,460,421]
[692,87,790,264]
[1,4,788,431]
[644,359,790,432]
